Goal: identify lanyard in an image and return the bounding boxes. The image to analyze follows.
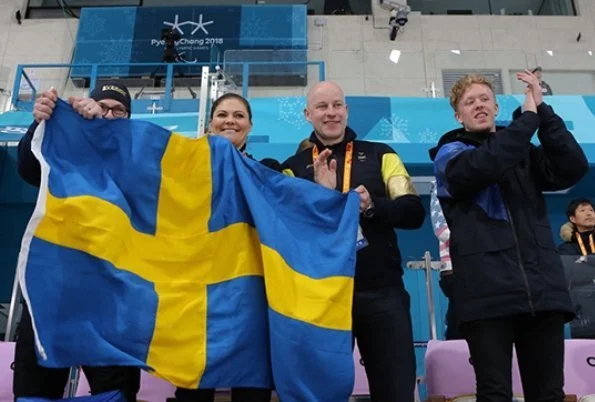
[576,232,595,256]
[312,142,353,193]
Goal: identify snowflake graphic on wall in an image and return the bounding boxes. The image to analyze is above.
[278,98,307,129]
[379,114,411,143]
[417,128,440,144]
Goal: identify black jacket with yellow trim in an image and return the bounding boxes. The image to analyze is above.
[281,127,425,291]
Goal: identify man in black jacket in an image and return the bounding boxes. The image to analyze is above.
[14,82,140,401]
[558,198,595,256]
[282,81,425,402]
[429,71,587,402]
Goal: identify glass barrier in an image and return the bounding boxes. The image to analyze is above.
[11,65,80,111]
[429,50,595,97]
[526,50,595,95]
[362,50,432,98]
[429,50,532,98]
[490,0,576,16]
[11,49,595,113]
[408,0,577,16]
[222,49,322,99]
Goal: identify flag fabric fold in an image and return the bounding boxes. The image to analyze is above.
[18,100,359,401]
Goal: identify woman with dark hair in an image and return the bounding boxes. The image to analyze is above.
[207,92,280,171]
[174,92,274,402]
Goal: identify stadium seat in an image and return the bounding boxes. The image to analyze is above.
[563,339,595,397]
[352,345,369,396]
[0,341,15,402]
[424,340,523,400]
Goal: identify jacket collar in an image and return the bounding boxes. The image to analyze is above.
[574,229,595,244]
[309,126,357,152]
[429,126,504,161]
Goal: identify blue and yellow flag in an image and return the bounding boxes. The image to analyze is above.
[18,100,359,401]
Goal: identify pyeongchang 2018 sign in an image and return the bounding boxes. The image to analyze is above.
[132,7,242,66]
[150,13,223,60]
[72,5,307,78]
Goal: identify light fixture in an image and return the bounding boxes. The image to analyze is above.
[451,49,461,55]
[588,50,593,56]
[546,50,554,56]
[389,49,401,64]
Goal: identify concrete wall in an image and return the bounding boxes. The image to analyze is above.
[1,0,595,100]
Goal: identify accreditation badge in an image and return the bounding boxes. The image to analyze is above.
[356,224,369,251]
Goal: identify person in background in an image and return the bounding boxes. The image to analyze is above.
[282,81,425,402]
[533,66,553,96]
[14,82,141,402]
[558,198,595,256]
[430,180,462,340]
[174,92,275,402]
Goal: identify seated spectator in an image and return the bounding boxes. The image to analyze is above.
[558,198,595,255]
[533,66,553,96]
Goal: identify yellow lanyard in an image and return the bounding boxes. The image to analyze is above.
[312,142,353,194]
[576,232,595,256]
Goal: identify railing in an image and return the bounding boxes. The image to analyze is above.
[10,60,326,112]
[12,49,595,110]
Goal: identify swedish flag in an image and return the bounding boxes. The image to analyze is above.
[18,100,359,401]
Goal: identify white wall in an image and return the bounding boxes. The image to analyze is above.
[2,0,595,100]
[0,0,79,102]
[297,0,595,97]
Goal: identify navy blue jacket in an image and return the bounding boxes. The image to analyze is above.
[429,104,588,323]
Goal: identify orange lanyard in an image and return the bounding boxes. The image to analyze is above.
[576,232,595,256]
[312,142,353,193]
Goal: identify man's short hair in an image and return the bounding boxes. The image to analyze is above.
[567,198,593,218]
[449,74,495,110]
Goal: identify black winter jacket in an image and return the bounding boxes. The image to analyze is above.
[282,127,426,291]
[429,104,588,323]
[17,122,41,186]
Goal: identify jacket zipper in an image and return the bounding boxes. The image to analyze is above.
[505,205,535,315]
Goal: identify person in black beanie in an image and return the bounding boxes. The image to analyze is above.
[13,81,140,402]
[17,81,131,186]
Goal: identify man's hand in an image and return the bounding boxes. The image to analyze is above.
[33,88,58,123]
[522,87,537,114]
[517,69,543,108]
[313,148,337,190]
[68,96,104,120]
[354,185,372,213]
